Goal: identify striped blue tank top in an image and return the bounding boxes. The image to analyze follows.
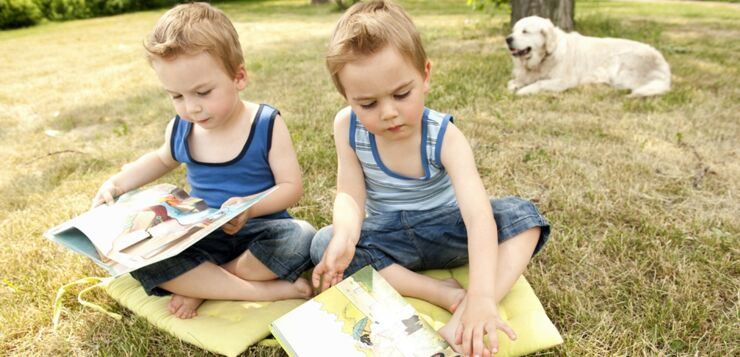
[170,104,289,219]
[350,107,458,216]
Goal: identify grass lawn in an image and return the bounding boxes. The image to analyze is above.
[1,0,737,355]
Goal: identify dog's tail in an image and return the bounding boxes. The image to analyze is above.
[629,56,671,97]
[629,79,670,97]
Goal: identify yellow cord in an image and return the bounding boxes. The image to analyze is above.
[52,277,121,330]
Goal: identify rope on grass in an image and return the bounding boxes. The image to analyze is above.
[52,276,121,330]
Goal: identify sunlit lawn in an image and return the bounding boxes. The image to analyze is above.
[0,0,737,355]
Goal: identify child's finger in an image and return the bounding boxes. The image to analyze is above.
[472,325,485,357]
[91,196,103,208]
[321,273,332,291]
[101,190,115,205]
[483,347,492,357]
[220,197,239,208]
[332,272,342,286]
[311,266,324,288]
[497,320,516,341]
[462,325,473,357]
[486,324,499,355]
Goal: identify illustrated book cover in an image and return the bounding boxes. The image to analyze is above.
[44,183,275,276]
[270,265,460,357]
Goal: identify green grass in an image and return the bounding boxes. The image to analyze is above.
[1,0,738,355]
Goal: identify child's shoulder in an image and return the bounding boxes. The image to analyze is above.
[426,106,453,119]
[334,106,352,121]
[244,101,265,116]
[332,106,353,129]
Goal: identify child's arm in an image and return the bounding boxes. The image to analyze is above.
[311,107,366,291]
[221,114,303,234]
[441,123,516,356]
[92,119,180,207]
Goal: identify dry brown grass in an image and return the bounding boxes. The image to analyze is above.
[0,0,737,355]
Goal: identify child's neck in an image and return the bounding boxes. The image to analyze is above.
[219,99,249,131]
[373,127,424,178]
[374,124,422,148]
[187,100,256,164]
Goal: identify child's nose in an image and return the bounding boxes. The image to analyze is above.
[380,102,398,121]
[186,100,203,113]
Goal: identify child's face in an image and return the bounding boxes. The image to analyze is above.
[152,52,246,129]
[338,45,430,141]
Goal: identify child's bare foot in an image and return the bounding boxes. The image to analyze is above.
[438,320,463,354]
[168,294,204,319]
[263,277,314,300]
[440,278,466,313]
[438,294,466,353]
[292,277,314,299]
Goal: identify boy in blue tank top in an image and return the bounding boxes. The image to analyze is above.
[310,1,550,355]
[92,3,315,319]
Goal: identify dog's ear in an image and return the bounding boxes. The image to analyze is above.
[543,19,557,55]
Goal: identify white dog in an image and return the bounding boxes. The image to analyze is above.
[506,16,671,97]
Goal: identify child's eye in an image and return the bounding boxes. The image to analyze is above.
[394,91,410,100]
[360,102,376,109]
[197,90,212,96]
[171,94,183,100]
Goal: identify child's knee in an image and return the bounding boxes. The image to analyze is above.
[310,226,333,264]
[500,226,543,258]
[294,219,317,242]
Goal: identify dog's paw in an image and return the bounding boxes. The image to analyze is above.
[507,80,520,93]
[515,86,536,95]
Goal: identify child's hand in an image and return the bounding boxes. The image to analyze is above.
[92,180,123,208]
[455,294,516,357]
[221,196,252,235]
[311,235,356,292]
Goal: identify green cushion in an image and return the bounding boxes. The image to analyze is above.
[105,266,562,357]
[104,274,304,357]
[407,266,563,357]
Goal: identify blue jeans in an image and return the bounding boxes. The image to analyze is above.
[310,197,549,278]
[131,217,316,296]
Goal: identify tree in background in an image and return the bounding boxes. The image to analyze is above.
[468,0,575,31]
[310,0,359,10]
[512,0,573,31]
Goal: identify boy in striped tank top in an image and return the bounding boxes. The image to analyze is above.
[310,1,550,355]
[92,3,315,319]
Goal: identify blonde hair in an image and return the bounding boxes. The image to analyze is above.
[144,2,244,78]
[326,0,427,97]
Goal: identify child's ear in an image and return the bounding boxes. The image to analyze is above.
[235,65,248,90]
[423,61,432,94]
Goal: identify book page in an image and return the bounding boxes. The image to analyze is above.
[272,266,456,357]
[44,184,277,276]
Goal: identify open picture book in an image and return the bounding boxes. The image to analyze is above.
[44,183,275,276]
[271,265,460,357]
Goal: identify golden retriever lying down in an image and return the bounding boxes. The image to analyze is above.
[506,16,671,97]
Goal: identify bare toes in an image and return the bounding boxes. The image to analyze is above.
[169,295,183,314]
[449,290,466,313]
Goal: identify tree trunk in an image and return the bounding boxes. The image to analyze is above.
[511,0,574,32]
[334,0,359,10]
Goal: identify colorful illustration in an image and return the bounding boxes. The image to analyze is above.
[271,266,460,357]
[44,184,276,276]
[106,186,212,261]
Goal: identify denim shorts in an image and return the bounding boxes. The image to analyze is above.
[310,196,550,278]
[130,218,316,296]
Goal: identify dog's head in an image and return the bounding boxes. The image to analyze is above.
[506,16,558,68]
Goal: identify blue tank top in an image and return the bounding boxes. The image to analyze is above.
[170,104,289,219]
[350,107,458,216]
